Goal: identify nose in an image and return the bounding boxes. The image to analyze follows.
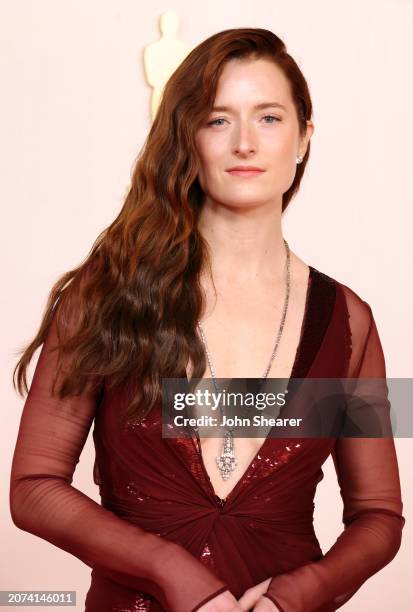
[232,120,257,156]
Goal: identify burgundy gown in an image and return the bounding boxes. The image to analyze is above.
[9,266,405,612]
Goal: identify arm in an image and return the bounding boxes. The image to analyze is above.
[262,304,405,612]
[9,306,228,612]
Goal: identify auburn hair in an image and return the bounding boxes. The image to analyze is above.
[13,27,313,423]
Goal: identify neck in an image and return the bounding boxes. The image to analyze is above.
[197,196,286,285]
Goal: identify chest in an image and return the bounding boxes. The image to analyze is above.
[185,271,311,500]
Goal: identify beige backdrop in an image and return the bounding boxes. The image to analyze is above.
[1,0,412,610]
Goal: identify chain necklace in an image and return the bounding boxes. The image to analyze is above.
[196,238,291,481]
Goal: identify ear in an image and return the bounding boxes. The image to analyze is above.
[299,120,315,157]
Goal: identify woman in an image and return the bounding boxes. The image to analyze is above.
[10,28,405,612]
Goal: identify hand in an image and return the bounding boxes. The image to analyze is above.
[196,589,243,611]
[237,578,272,611]
[251,596,280,611]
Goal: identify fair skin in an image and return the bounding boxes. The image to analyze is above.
[191,56,314,611]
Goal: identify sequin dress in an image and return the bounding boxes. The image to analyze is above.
[9,266,405,612]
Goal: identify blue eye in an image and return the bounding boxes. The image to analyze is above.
[207,115,282,127]
[207,118,226,126]
[262,115,281,123]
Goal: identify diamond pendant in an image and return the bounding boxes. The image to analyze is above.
[216,430,238,480]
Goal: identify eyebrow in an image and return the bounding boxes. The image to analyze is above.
[210,101,288,112]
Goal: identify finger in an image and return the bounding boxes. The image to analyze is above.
[238,590,257,611]
[252,597,278,611]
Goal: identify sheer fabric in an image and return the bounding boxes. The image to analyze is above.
[262,277,405,612]
[9,267,405,611]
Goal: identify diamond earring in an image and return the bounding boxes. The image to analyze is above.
[296,154,303,164]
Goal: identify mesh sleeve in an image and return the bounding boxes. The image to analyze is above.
[9,304,228,612]
[263,297,405,611]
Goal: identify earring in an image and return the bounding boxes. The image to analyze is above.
[296,154,303,164]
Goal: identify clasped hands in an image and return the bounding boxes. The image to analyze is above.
[197,578,281,612]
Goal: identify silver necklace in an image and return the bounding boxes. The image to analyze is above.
[196,238,291,481]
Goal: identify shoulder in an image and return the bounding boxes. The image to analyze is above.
[291,253,373,328]
[313,265,371,308]
[310,266,374,335]
[293,251,373,315]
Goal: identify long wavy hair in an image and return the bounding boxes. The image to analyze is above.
[13,27,313,424]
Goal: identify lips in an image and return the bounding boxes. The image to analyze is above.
[227,165,264,171]
[226,166,265,177]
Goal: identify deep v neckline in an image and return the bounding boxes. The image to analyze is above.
[191,265,317,507]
